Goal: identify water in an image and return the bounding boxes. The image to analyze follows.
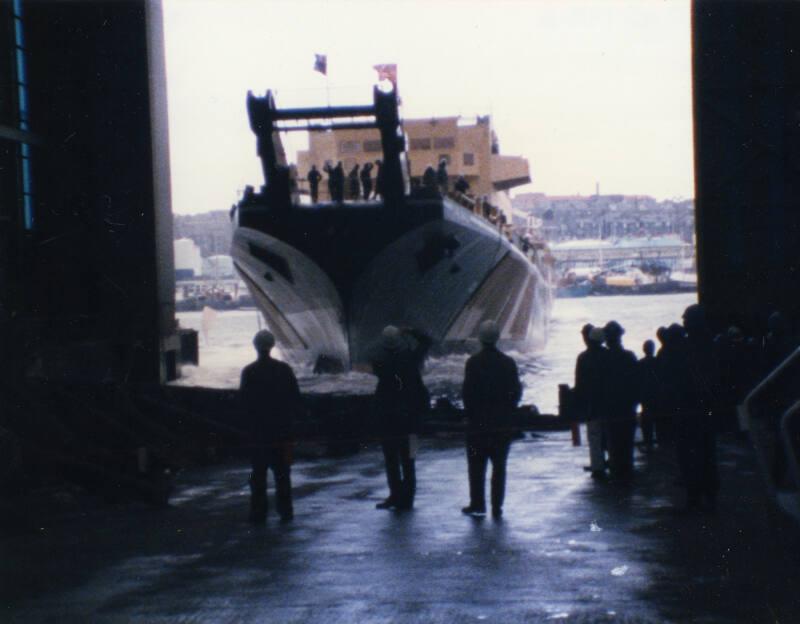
[175,292,697,414]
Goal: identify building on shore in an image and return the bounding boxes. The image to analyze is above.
[548,236,694,271]
[296,115,530,214]
[512,192,695,244]
[174,238,203,280]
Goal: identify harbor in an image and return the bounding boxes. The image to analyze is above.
[3,0,800,622]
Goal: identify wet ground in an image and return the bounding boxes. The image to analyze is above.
[3,431,799,623]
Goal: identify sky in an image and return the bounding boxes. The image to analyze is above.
[163,0,693,215]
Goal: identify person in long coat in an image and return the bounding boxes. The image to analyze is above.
[332,161,345,202]
[461,320,522,519]
[371,326,430,511]
[240,330,301,523]
[436,159,449,193]
[672,304,720,510]
[575,324,608,477]
[348,164,360,200]
[638,339,659,449]
[307,164,322,203]
[602,321,639,481]
[360,162,373,200]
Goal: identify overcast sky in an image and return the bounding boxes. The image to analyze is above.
[163,0,693,215]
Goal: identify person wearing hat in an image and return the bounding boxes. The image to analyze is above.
[673,303,720,510]
[240,329,301,523]
[637,340,659,450]
[574,324,609,478]
[371,326,430,511]
[602,320,639,481]
[436,158,449,194]
[461,320,522,519]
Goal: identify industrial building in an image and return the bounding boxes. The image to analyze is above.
[0,1,178,383]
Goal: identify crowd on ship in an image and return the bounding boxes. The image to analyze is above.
[571,305,799,511]
[301,158,544,265]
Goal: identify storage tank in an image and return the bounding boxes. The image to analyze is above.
[203,254,235,279]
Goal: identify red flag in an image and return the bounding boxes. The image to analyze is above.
[373,63,397,88]
[314,53,327,76]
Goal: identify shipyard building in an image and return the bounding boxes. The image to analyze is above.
[0,1,178,383]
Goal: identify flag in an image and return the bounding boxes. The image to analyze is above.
[314,53,327,76]
[373,63,397,88]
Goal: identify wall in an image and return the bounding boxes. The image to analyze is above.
[693,1,800,331]
[0,0,178,383]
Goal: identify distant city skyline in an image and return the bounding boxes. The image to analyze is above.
[163,0,693,215]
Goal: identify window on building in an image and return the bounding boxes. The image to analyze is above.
[433,136,455,149]
[338,140,360,154]
[409,137,431,150]
[363,139,382,153]
[463,152,475,166]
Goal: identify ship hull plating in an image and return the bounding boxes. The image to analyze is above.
[233,199,549,370]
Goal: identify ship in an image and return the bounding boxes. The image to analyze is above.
[231,85,551,372]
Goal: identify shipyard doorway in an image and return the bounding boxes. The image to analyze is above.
[161,0,696,401]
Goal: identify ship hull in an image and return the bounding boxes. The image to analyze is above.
[232,198,549,369]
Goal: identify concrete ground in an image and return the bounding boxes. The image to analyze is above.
[2,432,799,623]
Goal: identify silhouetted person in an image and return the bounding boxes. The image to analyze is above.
[307,164,322,203]
[673,303,720,511]
[332,162,345,202]
[575,324,608,478]
[371,326,430,511]
[454,175,470,194]
[323,161,335,201]
[654,324,685,447]
[716,326,757,432]
[373,160,384,200]
[348,164,360,200]
[360,162,373,200]
[422,166,437,189]
[602,321,638,481]
[240,330,301,523]
[638,340,658,449]
[437,159,449,193]
[462,320,522,519]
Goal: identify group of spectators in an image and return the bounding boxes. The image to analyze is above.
[240,320,523,523]
[306,161,385,204]
[573,303,799,511]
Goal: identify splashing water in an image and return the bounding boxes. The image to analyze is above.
[176,293,697,414]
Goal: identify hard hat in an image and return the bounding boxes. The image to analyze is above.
[478,320,500,345]
[382,325,403,351]
[588,327,605,343]
[253,329,275,351]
